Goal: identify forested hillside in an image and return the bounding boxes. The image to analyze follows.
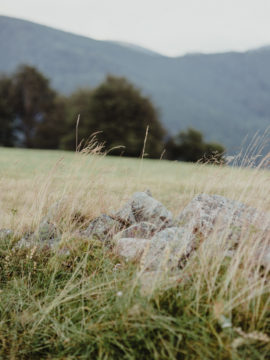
[1,15,270,152]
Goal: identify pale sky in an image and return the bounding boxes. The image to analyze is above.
[1,0,270,56]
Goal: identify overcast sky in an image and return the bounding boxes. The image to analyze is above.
[1,0,270,56]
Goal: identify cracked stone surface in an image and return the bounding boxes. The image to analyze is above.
[114,238,150,261]
[83,214,122,241]
[115,227,195,271]
[112,191,173,229]
[114,221,157,240]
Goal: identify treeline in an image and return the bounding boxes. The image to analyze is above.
[0,65,225,162]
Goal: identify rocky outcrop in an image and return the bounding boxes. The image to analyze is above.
[113,193,269,271]
[176,194,269,239]
[114,222,157,240]
[11,191,269,274]
[140,227,193,270]
[83,214,122,242]
[112,192,173,229]
[115,238,150,261]
[16,201,63,249]
[175,194,270,259]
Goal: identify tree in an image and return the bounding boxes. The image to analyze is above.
[0,76,15,146]
[11,65,65,148]
[174,128,206,162]
[63,76,166,157]
[167,127,225,163]
[32,96,67,149]
[60,89,93,150]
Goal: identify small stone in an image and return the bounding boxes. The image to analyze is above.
[37,220,58,242]
[115,227,194,271]
[176,194,269,242]
[114,222,157,240]
[113,192,173,229]
[84,214,122,242]
[141,227,193,271]
[115,238,150,261]
[175,194,270,261]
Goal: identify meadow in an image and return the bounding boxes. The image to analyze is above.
[0,145,269,359]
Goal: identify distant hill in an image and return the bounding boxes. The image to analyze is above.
[108,41,162,57]
[1,15,270,153]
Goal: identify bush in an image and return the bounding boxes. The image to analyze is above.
[62,76,166,158]
[166,128,225,163]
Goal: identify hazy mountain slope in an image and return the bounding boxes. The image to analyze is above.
[1,15,270,152]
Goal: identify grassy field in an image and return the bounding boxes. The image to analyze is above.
[0,146,269,359]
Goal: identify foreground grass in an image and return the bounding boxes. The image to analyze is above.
[0,147,269,359]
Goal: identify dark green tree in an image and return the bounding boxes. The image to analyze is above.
[63,76,166,157]
[174,128,206,162]
[202,142,225,164]
[0,76,15,146]
[168,127,225,163]
[12,65,65,148]
[32,96,67,149]
[60,89,93,150]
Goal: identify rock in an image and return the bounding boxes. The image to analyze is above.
[83,214,122,241]
[15,221,61,250]
[113,192,173,229]
[115,238,150,261]
[114,222,157,240]
[141,227,193,270]
[16,233,58,250]
[15,234,35,249]
[177,194,269,238]
[37,220,59,242]
[15,201,64,250]
[113,201,136,225]
[176,193,270,261]
[115,227,194,271]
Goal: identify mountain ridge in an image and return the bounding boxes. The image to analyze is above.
[1,15,270,153]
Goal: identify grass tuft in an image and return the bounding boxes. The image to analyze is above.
[0,144,269,359]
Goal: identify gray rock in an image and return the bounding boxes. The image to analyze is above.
[15,222,61,250]
[113,192,173,229]
[15,201,64,249]
[16,233,58,250]
[176,193,270,262]
[37,220,59,242]
[15,234,36,249]
[83,214,122,241]
[141,227,194,270]
[115,227,194,271]
[115,238,150,260]
[177,194,269,239]
[114,222,157,240]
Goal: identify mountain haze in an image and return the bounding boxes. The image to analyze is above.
[1,15,270,152]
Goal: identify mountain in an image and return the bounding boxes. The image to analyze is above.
[1,15,270,153]
[108,41,162,56]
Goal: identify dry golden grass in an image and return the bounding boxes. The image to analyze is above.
[0,143,269,359]
[0,145,269,232]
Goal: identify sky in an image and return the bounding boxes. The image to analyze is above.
[1,0,270,57]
